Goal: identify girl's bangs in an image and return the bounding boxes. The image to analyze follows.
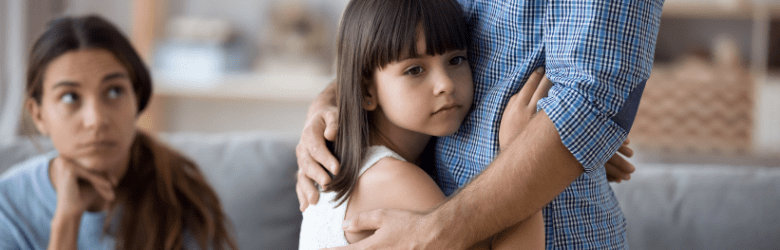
[365,0,469,71]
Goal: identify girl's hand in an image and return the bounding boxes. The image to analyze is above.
[605,138,635,183]
[50,157,117,218]
[498,68,636,182]
[499,67,552,151]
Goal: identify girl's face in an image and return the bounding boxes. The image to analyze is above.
[368,33,473,138]
[28,49,138,178]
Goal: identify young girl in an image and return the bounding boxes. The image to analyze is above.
[0,16,237,250]
[298,0,547,248]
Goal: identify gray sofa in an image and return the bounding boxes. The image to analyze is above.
[1,131,779,249]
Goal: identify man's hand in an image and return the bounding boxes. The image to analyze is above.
[296,82,341,211]
[329,209,456,250]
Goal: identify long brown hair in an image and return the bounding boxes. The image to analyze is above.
[25,15,237,250]
[327,0,470,205]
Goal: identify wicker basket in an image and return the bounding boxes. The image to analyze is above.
[630,55,754,155]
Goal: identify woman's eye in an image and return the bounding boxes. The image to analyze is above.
[450,56,467,66]
[405,66,424,76]
[107,87,123,99]
[61,93,78,104]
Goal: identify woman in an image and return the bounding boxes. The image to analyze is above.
[0,15,237,250]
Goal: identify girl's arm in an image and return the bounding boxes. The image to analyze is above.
[498,68,552,152]
[491,69,551,250]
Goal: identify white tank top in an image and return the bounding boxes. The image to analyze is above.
[298,146,406,249]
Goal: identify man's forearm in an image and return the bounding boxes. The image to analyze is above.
[430,111,583,247]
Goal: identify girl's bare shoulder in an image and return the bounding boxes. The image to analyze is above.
[348,157,445,213]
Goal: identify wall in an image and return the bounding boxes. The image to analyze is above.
[655,18,754,64]
[756,80,780,155]
[160,97,310,134]
[63,0,133,36]
[1,1,7,125]
[0,0,28,143]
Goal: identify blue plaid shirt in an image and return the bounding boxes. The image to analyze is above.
[434,0,664,248]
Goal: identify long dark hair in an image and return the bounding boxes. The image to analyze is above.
[25,15,237,250]
[327,0,470,205]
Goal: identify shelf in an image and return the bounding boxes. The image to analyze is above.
[662,0,780,19]
[153,72,333,101]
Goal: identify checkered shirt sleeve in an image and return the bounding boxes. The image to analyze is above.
[538,0,663,176]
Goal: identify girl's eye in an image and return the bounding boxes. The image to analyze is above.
[61,93,78,104]
[450,56,467,66]
[107,87,124,99]
[405,66,424,76]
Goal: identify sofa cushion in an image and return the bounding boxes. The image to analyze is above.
[160,131,301,250]
[0,137,54,174]
[611,163,780,250]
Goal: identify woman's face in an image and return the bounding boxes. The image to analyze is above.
[28,48,138,178]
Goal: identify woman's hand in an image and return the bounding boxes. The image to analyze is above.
[50,156,117,218]
[48,157,117,250]
[499,67,552,151]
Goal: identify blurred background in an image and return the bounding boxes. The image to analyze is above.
[1,0,348,138]
[1,1,779,249]
[1,0,778,163]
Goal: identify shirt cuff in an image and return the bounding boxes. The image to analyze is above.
[538,86,628,176]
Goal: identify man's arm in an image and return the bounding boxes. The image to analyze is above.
[431,111,581,247]
[295,81,338,211]
[339,111,579,249]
